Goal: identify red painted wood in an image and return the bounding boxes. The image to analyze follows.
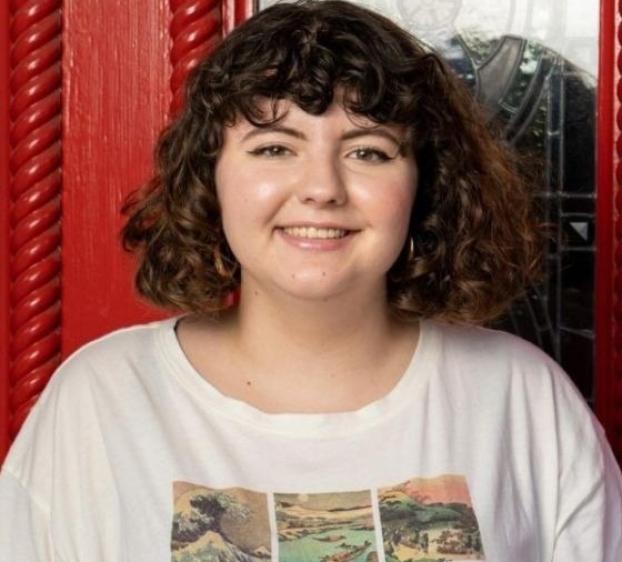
[596,0,615,447]
[169,0,222,115]
[0,0,11,463]
[223,0,255,33]
[168,0,252,114]
[598,0,622,461]
[6,0,63,451]
[615,0,622,462]
[61,0,246,360]
[61,0,172,358]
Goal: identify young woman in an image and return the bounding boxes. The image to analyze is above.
[1,1,621,561]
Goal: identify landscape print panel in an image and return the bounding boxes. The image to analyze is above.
[171,482,271,562]
[378,475,484,562]
[275,491,378,562]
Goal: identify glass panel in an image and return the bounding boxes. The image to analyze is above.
[258,0,599,404]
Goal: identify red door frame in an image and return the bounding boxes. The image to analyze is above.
[595,0,620,459]
[1,0,620,463]
[0,0,10,462]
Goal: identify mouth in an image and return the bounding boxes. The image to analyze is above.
[276,226,355,240]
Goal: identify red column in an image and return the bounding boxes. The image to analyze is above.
[0,0,11,462]
[596,0,622,461]
[4,1,63,460]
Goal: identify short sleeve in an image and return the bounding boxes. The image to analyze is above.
[0,360,63,561]
[0,469,59,562]
[552,416,622,561]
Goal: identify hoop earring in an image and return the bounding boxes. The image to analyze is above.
[407,235,415,261]
[213,244,239,279]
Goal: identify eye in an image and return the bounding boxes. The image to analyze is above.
[348,147,393,162]
[248,145,293,158]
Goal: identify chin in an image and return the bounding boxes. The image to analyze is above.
[277,282,349,302]
[269,272,355,301]
[242,265,384,302]
[282,273,391,303]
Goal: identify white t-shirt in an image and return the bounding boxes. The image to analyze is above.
[0,317,620,562]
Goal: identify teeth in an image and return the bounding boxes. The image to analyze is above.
[282,226,348,239]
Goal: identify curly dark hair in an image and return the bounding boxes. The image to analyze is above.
[121,0,545,324]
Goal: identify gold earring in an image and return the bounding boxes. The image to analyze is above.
[407,236,415,261]
[213,245,238,279]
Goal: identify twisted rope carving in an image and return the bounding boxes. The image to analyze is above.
[169,0,222,115]
[9,0,62,437]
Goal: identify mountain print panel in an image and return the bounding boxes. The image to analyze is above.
[379,475,484,561]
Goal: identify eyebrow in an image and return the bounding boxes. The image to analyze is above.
[241,124,404,147]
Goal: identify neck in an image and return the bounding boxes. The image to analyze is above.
[177,275,420,414]
[229,274,399,379]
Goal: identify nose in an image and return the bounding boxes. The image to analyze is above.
[296,154,347,206]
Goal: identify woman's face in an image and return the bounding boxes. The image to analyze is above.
[215,97,418,302]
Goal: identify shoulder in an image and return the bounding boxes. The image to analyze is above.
[48,317,177,390]
[427,319,559,375]
[3,318,179,477]
[37,317,186,420]
[4,319,177,453]
[425,319,595,428]
[63,317,174,364]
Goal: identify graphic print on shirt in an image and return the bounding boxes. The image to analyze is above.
[171,482,271,562]
[275,491,377,562]
[169,476,485,562]
[378,475,485,561]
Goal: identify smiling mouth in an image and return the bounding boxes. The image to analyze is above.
[278,226,353,239]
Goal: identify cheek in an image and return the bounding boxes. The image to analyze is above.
[216,156,260,214]
[215,158,245,250]
[357,176,417,230]
[215,162,291,258]
[219,175,286,224]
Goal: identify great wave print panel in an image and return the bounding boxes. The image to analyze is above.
[171,482,271,562]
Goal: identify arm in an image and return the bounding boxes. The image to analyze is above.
[0,468,59,562]
[552,420,622,561]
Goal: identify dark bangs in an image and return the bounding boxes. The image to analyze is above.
[189,0,439,138]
